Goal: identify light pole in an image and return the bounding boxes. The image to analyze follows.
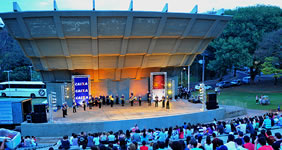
[202,55,205,83]
[28,66,32,81]
[183,67,186,87]
[4,70,12,97]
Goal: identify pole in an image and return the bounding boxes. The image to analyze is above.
[181,71,183,87]
[29,66,32,81]
[4,70,12,97]
[188,66,190,91]
[202,55,205,83]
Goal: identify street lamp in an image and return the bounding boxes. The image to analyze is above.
[4,70,12,97]
[28,66,33,81]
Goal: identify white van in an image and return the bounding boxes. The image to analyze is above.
[242,77,251,84]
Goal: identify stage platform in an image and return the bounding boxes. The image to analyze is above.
[21,100,246,137]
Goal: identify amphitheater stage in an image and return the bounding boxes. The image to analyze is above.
[21,100,246,137]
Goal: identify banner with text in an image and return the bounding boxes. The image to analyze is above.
[73,75,90,105]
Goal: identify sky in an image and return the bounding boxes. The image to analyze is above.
[0,0,281,13]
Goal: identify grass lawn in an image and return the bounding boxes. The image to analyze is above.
[192,80,282,110]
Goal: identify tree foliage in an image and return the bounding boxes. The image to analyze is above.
[261,57,282,85]
[207,5,282,80]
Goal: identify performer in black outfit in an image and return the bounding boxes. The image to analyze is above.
[130,92,134,106]
[98,97,102,109]
[162,96,166,108]
[155,95,159,107]
[62,104,67,118]
[147,91,150,103]
[121,94,125,106]
[148,93,152,106]
[138,95,142,106]
[106,95,110,105]
[82,100,86,111]
[102,95,105,105]
[166,97,171,109]
[72,102,76,113]
[110,95,114,107]
[88,97,93,109]
[115,95,119,104]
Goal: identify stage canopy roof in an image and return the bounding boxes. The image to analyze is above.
[0,3,232,81]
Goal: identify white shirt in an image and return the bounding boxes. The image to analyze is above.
[204,143,213,150]
[225,141,236,150]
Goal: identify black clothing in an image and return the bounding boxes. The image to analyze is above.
[130,100,133,106]
[102,96,105,105]
[116,96,119,104]
[59,140,70,149]
[166,100,170,109]
[162,100,165,108]
[121,96,125,106]
[111,100,114,107]
[138,97,142,106]
[155,100,158,107]
[78,136,88,149]
[73,106,76,113]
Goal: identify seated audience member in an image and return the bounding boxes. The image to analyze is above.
[78,132,88,149]
[235,138,247,150]
[243,136,255,150]
[204,135,213,150]
[71,134,79,147]
[272,133,281,150]
[140,141,148,150]
[255,137,274,150]
[216,139,228,150]
[225,134,236,150]
[58,135,70,150]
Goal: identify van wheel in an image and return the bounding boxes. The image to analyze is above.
[31,94,36,98]
[1,93,6,97]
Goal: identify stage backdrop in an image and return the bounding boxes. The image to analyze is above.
[150,72,167,100]
[72,75,90,105]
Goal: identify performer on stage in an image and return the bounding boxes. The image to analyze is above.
[162,96,166,108]
[89,96,93,109]
[121,94,125,106]
[110,95,114,107]
[115,95,119,105]
[138,95,142,106]
[102,95,106,105]
[82,100,86,111]
[62,103,68,118]
[106,95,110,105]
[166,97,171,109]
[148,93,152,106]
[95,96,98,107]
[155,95,159,107]
[98,97,102,109]
[72,102,77,113]
[130,92,134,106]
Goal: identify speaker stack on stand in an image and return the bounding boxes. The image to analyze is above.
[31,104,47,123]
[206,93,219,110]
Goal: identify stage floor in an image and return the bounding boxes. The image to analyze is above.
[51,100,203,123]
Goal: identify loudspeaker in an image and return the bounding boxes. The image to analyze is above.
[207,93,217,102]
[33,104,46,114]
[206,93,218,110]
[31,113,47,123]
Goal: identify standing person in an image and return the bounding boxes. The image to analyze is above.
[115,95,119,105]
[166,97,171,109]
[155,95,159,107]
[138,95,142,106]
[148,93,152,106]
[98,97,102,109]
[130,93,134,106]
[162,96,166,108]
[82,100,86,111]
[88,97,93,109]
[62,104,67,118]
[110,95,114,107]
[106,95,110,105]
[121,94,125,106]
[102,95,105,105]
[95,96,98,107]
[72,102,77,113]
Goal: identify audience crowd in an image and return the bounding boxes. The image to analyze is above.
[50,113,282,150]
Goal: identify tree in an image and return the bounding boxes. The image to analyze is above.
[207,5,282,81]
[207,37,252,78]
[261,57,282,85]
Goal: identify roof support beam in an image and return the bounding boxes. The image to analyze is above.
[181,17,196,38]
[92,39,98,56]
[162,55,171,67]
[128,0,133,11]
[121,15,133,55]
[148,14,167,54]
[16,16,31,39]
[204,20,219,38]
[190,5,198,13]
[92,57,98,70]
[92,0,95,10]
[60,39,70,56]
[162,3,168,12]
[53,15,64,38]
[180,55,188,66]
[171,39,181,53]
[39,58,49,71]
[30,40,41,57]
[66,57,73,70]
[13,2,21,12]
[53,0,58,11]
[141,55,148,68]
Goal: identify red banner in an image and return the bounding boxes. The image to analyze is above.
[153,75,165,89]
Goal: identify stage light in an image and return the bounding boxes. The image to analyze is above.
[168,90,172,95]
[168,83,172,87]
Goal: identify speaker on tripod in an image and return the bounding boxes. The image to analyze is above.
[206,93,219,110]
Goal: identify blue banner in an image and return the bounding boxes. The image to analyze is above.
[73,76,89,105]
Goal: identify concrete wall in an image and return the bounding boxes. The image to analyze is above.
[21,108,226,137]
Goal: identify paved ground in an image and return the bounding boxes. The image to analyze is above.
[51,100,204,123]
